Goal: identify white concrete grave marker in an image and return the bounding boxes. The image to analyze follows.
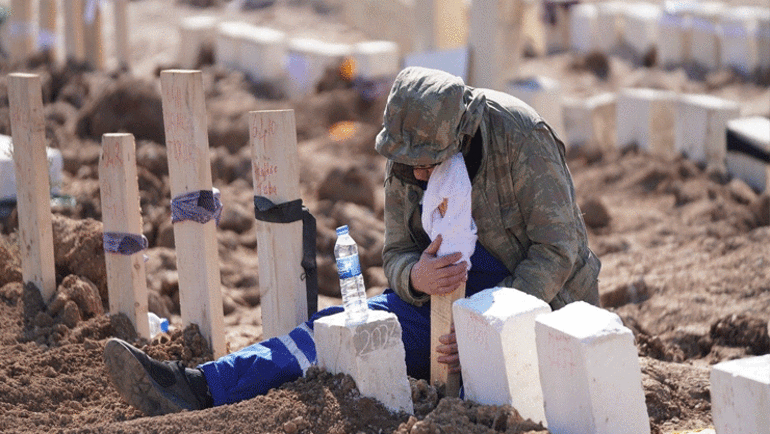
[569,3,598,54]
[658,10,692,68]
[535,301,650,434]
[674,94,739,167]
[240,26,287,83]
[616,88,676,156]
[595,1,624,54]
[99,133,150,339]
[720,7,764,76]
[711,355,770,434]
[621,2,662,59]
[469,0,526,90]
[178,15,218,69]
[690,2,726,70]
[0,134,63,202]
[403,47,470,83]
[215,21,253,71]
[160,70,226,358]
[726,116,770,192]
[285,38,351,100]
[562,93,616,153]
[7,73,57,302]
[453,287,550,426]
[758,14,770,73]
[315,310,414,414]
[506,76,565,140]
[352,41,400,82]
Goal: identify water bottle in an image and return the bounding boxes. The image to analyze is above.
[148,312,169,338]
[334,225,368,324]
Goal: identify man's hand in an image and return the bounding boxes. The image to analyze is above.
[410,235,467,295]
[436,324,460,373]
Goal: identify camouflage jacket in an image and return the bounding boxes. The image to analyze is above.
[376,67,600,309]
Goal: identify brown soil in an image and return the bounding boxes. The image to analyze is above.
[0,1,769,433]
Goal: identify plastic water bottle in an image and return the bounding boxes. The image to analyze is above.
[334,225,368,324]
[148,312,169,338]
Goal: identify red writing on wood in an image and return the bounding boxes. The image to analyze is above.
[253,117,277,143]
[101,141,123,168]
[254,161,279,197]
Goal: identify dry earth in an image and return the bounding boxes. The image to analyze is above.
[0,1,769,433]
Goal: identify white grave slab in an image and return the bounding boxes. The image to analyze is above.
[403,46,470,83]
[595,2,624,53]
[240,26,287,82]
[570,3,599,54]
[674,94,739,166]
[755,13,770,72]
[285,38,352,100]
[453,287,551,426]
[545,0,573,54]
[690,2,726,70]
[657,11,691,67]
[178,15,218,69]
[726,152,770,193]
[535,302,650,434]
[215,21,254,70]
[621,2,662,58]
[562,93,616,152]
[506,76,565,140]
[0,134,63,201]
[353,41,400,80]
[720,7,765,76]
[315,310,413,414]
[616,88,677,156]
[711,355,770,434]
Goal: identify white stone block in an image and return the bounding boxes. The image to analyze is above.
[621,2,662,58]
[756,14,770,72]
[595,2,624,53]
[720,7,766,76]
[215,21,254,70]
[314,310,413,414]
[570,3,599,54]
[178,15,218,69]
[657,12,691,67]
[726,152,770,193]
[453,287,551,426]
[0,134,63,201]
[690,2,726,70]
[285,38,352,100]
[616,88,677,156]
[353,41,400,80]
[711,355,770,434]
[506,76,565,140]
[675,94,739,166]
[239,26,287,82]
[546,1,572,54]
[563,93,616,153]
[535,301,650,434]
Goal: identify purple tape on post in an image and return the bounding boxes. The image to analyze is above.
[171,188,223,225]
[103,232,149,255]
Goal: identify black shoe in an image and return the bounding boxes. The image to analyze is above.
[103,338,212,416]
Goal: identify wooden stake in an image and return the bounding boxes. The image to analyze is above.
[114,0,130,70]
[39,0,58,61]
[7,73,57,302]
[249,110,307,339]
[414,0,468,52]
[99,133,150,339]
[63,0,86,62]
[161,70,226,358]
[83,0,105,69]
[8,0,36,63]
[431,282,465,397]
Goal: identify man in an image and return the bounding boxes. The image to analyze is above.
[103,66,599,416]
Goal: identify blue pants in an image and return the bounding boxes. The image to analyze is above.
[199,289,431,406]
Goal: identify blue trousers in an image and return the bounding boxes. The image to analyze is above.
[199,289,431,406]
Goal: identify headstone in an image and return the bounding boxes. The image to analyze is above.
[621,2,661,59]
[657,9,692,68]
[726,116,770,192]
[178,15,218,69]
[711,355,770,434]
[315,310,414,414]
[720,7,766,76]
[569,3,598,54]
[215,21,253,70]
[535,301,650,434]
[690,2,726,70]
[616,88,677,156]
[0,134,63,201]
[595,1,624,53]
[240,26,287,82]
[453,287,551,426]
[285,38,352,99]
[674,93,739,166]
[562,93,616,153]
[506,76,565,140]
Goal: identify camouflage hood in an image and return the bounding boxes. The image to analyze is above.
[375,67,486,166]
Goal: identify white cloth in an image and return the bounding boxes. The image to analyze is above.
[421,152,477,269]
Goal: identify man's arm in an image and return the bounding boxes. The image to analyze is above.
[497,125,580,303]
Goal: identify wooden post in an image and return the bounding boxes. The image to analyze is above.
[63,0,86,62]
[431,282,465,397]
[414,0,468,53]
[39,0,58,61]
[249,110,307,339]
[8,0,36,63]
[160,70,226,358]
[99,133,150,339]
[114,0,130,70]
[7,73,57,303]
[83,0,105,69]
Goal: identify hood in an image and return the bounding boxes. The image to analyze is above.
[375,66,486,166]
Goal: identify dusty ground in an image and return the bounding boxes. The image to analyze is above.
[0,0,769,433]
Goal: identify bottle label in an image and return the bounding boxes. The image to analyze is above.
[336,255,361,279]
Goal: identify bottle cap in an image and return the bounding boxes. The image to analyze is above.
[160,318,169,333]
[336,225,349,236]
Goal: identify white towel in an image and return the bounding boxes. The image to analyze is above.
[421,152,477,269]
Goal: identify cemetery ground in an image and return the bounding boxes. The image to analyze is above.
[1,1,770,433]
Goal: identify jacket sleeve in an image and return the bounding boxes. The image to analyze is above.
[497,125,579,303]
[382,173,431,306]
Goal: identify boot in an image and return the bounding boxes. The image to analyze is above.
[103,338,213,416]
